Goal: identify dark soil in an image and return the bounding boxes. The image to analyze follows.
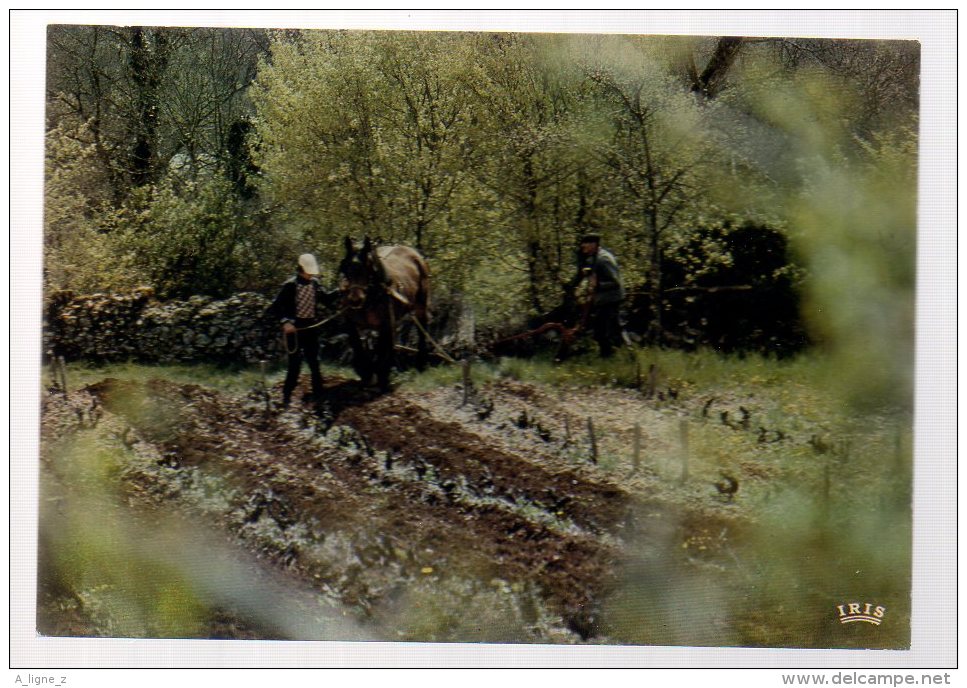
[38,374,744,642]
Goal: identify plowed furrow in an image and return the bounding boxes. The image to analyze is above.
[86,378,624,634]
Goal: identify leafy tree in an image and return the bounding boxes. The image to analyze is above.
[43,25,919,366]
[127,27,171,187]
[461,34,594,313]
[162,28,268,183]
[43,120,133,295]
[582,38,726,341]
[652,221,809,354]
[47,25,133,201]
[110,174,291,300]
[253,30,483,290]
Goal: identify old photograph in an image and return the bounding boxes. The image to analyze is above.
[11,10,955,672]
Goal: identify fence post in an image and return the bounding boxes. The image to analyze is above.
[647,364,658,399]
[58,356,68,395]
[461,359,472,406]
[632,422,642,474]
[48,359,60,394]
[679,419,689,483]
[259,360,270,412]
[587,417,598,465]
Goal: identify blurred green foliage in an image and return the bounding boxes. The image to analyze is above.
[39,432,210,638]
[792,124,918,411]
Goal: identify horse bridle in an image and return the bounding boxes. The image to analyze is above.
[339,249,389,311]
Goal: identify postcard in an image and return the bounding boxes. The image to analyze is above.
[10,9,956,677]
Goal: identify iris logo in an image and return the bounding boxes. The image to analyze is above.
[836,602,886,625]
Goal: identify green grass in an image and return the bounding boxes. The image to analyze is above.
[46,359,353,396]
[399,345,827,393]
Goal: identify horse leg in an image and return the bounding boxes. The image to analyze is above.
[376,321,394,391]
[347,325,373,385]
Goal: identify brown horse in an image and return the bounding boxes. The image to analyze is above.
[338,236,430,390]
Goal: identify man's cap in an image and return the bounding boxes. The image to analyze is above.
[579,234,601,244]
[298,253,320,275]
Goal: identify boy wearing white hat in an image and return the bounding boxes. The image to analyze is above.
[267,253,328,407]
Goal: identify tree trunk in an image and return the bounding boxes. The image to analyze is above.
[646,207,663,343]
[692,36,744,99]
[522,156,544,314]
[527,239,544,314]
[129,28,169,188]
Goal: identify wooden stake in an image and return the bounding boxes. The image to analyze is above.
[461,359,471,406]
[647,364,658,399]
[587,417,598,465]
[48,359,60,393]
[58,356,68,395]
[260,360,270,413]
[632,422,642,474]
[679,419,689,483]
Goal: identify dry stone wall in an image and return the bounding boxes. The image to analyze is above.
[44,289,285,364]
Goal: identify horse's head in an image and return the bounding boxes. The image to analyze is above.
[338,236,386,310]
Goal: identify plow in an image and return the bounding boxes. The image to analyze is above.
[488,282,597,361]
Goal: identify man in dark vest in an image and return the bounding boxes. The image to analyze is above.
[569,234,626,358]
[267,253,329,407]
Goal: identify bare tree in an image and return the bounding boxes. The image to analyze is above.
[772,38,920,133]
[46,25,269,199]
[588,68,706,342]
[687,36,745,99]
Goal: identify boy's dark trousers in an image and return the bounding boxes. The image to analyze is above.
[282,317,324,404]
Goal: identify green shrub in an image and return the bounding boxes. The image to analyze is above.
[112,174,295,300]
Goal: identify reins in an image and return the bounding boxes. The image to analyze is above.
[281,284,458,367]
[282,306,346,355]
